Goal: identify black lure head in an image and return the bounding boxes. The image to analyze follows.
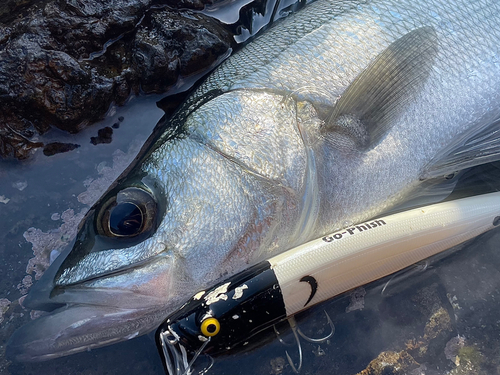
[155,262,286,375]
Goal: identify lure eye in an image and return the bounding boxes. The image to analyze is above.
[96,187,157,238]
[200,317,220,337]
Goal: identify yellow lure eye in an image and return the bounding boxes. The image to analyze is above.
[200,317,220,337]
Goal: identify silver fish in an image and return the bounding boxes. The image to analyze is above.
[8,0,500,362]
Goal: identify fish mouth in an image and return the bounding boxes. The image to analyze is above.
[157,327,213,375]
[7,303,166,362]
[7,242,185,362]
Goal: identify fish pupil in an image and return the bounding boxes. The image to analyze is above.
[207,324,217,333]
[109,202,143,236]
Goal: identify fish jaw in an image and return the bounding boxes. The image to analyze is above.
[7,304,168,362]
[8,249,186,362]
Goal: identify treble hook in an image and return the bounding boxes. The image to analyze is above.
[198,355,214,375]
[274,311,335,373]
[295,312,335,343]
[380,260,430,296]
[285,318,303,373]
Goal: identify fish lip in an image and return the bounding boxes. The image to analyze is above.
[7,303,165,362]
[9,280,182,362]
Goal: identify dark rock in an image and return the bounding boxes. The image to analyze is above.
[357,351,421,375]
[132,9,232,93]
[42,0,152,60]
[0,0,39,23]
[163,0,216,10]
[0,127,44,160]
[42,142,80,156]
[0,0,234,160]
[90,126,113,145]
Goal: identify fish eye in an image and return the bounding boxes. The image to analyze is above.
[96,187,157,238]
[200,317,220,337]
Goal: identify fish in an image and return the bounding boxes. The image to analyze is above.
[7,0,500,363]
[156,192,500,375]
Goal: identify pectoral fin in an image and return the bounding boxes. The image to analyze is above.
[324,26,438,149]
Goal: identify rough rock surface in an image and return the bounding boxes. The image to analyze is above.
[0,0,233,159]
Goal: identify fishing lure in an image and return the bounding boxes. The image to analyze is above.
[156,192,500,375]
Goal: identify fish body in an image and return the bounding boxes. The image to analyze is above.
[157,192,500,375]
[8,0,500,362]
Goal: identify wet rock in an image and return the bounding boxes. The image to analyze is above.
[356,351,420,375]
[133,9,231,93]
[352,281,457,375]
[43,142,80,156]
[449,345,484,375]
[269,357,285,375]
[445,336,466,366]
[163,0,216,10]
[422,306,452,342]
[345,287,366,313]
[0,0,234,159]
[0,129,44,160]
[16,276,33,296]
[400,286,454,368]
[0,299,11,324]
[90,126,113,145]
[0,0,38,23]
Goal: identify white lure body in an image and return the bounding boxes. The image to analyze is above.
[270,192,500,316]
[156,192,500,375]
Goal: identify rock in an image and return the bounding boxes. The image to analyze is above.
[0,0,37,23]
[0,0,234,159]
[356,351,421,375]
[449,345,484,375]
[445,336,466,365]
[43,142,80,156]
[0,298,11,324]
[422,306,452,343]
[269,357,285,375]
[90,126,113,145]
[132,10,231,93]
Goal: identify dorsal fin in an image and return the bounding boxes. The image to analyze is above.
[324,26,438,149]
